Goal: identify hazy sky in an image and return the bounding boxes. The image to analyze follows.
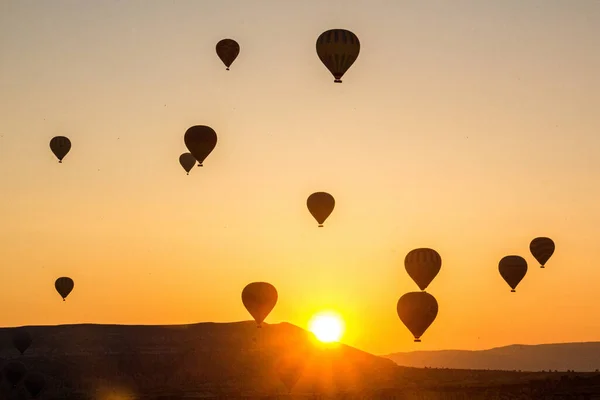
[1,0,600,355]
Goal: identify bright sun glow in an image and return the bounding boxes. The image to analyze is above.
[308,311,345,343]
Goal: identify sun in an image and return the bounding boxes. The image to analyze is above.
[308,311,345,343]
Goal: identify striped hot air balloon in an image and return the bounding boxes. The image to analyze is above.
[404,248,442,291]
[316,29,360,83]
[530,237,555,268]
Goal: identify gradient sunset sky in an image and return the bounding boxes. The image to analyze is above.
[1,0,599,356]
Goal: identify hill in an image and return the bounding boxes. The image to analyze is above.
[384,342,600,372]
[3,322,600,399]
[0,321,404,398]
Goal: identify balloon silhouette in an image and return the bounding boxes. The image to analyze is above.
[530,237,555,268]
[397,291,438,342]
[55,277,74,301]
[3,361,27,388]
[216,39,240,70]
[24,372,45,399]
[49,136,71,163]
[499,255,527,292]
[184,125,217,167]
[307,192,335,227]
[404,248,442,291]
[179,153,196,175]
[242,282,278,327]
[12,329,32,355]
[316,29,360,83]
[277,354,308,394]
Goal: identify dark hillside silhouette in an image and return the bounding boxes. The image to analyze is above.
[385,342,600,372]
[2,322,600,398]
[0,322,402,398]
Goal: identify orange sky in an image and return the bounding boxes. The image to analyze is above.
[1,0,600,355]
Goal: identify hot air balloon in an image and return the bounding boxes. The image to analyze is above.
[499,255,527,292]
[179,153,196,175]
[316,29,360,83]
[277,355,308,393]
[184,125,217,167]
[405,248,442,291]
[307,192,335,227]
[397,291,438,342]
[216,39,240,70]
[3,361,27,388]
[530,237,555,268]
[12,329,32,355]
[24,372,45,399]
[50,136,71,163]
[242,282,278,327]
[55,277,74,301]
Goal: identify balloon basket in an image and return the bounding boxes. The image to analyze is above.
[318,224,324,228]
[511,289,516,293]
[226,67,230,71]
[414,339,421,343]
[540,265,545,268]
[334,79,342,83]
[58,160,62,163]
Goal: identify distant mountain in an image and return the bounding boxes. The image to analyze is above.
[0,321,404,398]
[384,342,600,372]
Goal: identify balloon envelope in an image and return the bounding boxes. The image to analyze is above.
[316,29,360,83]
[24,372,45,398]
[55,277,74,300]
[50,136,71,162]
[397,291,438,342]
[499,255,527,292]
[241,282,278,327]
[216,39,240,70]
[184,125,217,167]
[404,248,442,291]
[530,237,555,267]
[277,354,308,393]
[307,192,335,227]
[12,329,32,355]
[3,361,27,387]
[179,152,196,175]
